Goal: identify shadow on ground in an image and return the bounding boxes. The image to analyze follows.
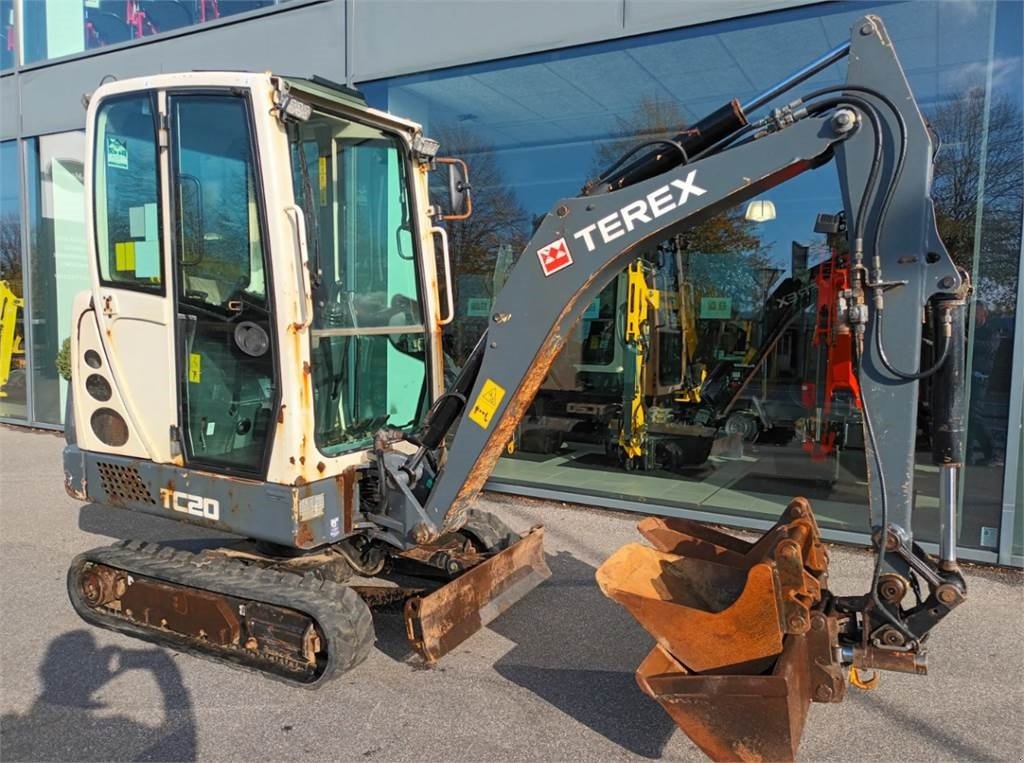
[1,630,197,762]
[489,551,678,758]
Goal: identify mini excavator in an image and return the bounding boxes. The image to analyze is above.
[64,15,967,760]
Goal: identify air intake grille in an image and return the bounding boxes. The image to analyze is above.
[96,462,156,505]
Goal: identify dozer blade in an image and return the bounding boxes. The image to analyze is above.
[404,525,551,662]
[597,498,843,761]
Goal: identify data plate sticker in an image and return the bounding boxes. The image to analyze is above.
[298,493,325,522]
[468,378,506,430]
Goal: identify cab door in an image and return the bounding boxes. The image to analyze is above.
[90,91,177,460]
[167,93,278,476]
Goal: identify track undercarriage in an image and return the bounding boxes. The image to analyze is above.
[67,510,550,687]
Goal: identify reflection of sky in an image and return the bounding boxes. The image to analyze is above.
[0,142,19,214]
[361,0,1020,275]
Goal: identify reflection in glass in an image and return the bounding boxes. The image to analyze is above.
[0,140,26,420]
[362,0,1022,551]
[27,132,91,425]
[21,0,292,64]
[170,94,276,474]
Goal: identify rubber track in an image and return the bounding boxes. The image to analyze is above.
[68,540,375,689]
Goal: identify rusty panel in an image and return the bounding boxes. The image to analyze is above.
[115,570,242,646]
[404,525,551,662]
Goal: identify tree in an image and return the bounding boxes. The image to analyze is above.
[431,122,531,292]
[0,212,22,297]
[429,123,531,362]
[927,89,1023,312]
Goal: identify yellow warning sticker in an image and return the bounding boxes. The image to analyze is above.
[318,156,328,206]
[188,353,202,383]
[468,378,505,430]
[114,241,136,272]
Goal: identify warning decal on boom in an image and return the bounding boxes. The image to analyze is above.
[469,378,505,429]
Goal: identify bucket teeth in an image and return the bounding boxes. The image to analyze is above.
[597,498,838,761]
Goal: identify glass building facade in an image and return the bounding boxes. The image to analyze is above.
[0,0,1020,563]
[18,0,295,65]
[360,0,1023,556]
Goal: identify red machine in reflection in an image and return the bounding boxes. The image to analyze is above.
[85,1,234,49]
[801,213,862,461]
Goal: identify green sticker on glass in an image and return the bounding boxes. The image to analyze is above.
[106,136,128,170]
[700,296,732,319]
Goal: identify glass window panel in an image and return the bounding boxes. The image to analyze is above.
[21,0,87,64]
[288,109,428,455]
[0,140,26,420]
[361,0,1022,551]
[27,132,90,425]
[21,0,297,64]
[173,95,265,313]
[1,0,15,69]
[93,93,163,293]
[309,333,428,454]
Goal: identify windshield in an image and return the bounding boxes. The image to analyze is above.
[289,109,427,455]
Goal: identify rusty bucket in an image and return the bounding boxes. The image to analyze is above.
[597,499,843,761]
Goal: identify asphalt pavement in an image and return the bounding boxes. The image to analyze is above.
[1,424,1021,762]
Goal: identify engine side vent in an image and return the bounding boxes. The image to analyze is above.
[96,462,156,505]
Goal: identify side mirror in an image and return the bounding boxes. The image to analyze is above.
[436,157,472,221]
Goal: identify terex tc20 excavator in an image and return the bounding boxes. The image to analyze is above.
[64,15,968,760]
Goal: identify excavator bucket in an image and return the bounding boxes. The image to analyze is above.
[597,498,844,761]
[404,525,551,662]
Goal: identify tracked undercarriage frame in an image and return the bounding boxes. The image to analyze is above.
[67,505,549,686]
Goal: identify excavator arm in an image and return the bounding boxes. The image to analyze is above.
[383,14,967,759]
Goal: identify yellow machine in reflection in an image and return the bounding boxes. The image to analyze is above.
[0,279,25,399]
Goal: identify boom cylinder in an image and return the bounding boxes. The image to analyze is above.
[584,100,748,195]
[929,293,967,465]
[929,291,968,567]
[416,333,487,450]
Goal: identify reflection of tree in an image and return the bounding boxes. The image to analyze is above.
[0,211,23,296]
[433,123,531,294]
[927,89,1022,311]
[684,251,774,318]
[432,124,531,363]
[592,97,764,262]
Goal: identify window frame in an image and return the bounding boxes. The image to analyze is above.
[285,104,433,457]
